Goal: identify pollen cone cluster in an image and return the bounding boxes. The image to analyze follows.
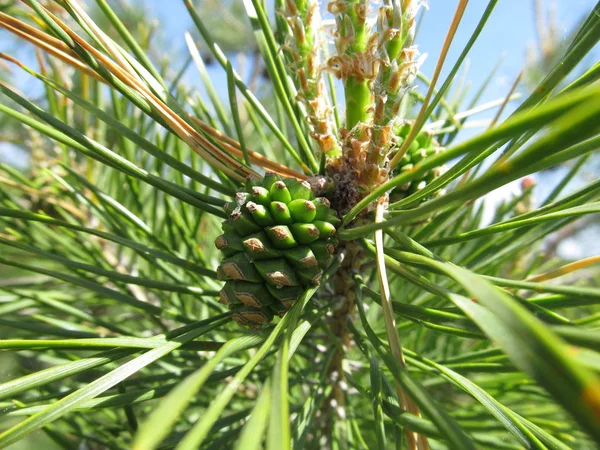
[391,121,447,202]
[216,173,339,326]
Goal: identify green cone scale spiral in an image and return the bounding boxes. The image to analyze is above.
[390,121,447,202]
[216,173,339,326]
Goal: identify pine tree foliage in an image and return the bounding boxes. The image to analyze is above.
[0,0,599,448]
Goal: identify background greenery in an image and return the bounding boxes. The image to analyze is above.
[0,0,599,449]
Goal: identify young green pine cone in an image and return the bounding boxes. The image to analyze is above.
[390,121,447,202]
[215,173,339,327]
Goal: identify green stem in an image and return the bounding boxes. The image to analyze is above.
[341,0,371,129]
[345,77,371,129]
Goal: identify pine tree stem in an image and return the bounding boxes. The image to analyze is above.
[345,77,371,130]
[337,0,372,130]
[319,243,361,444]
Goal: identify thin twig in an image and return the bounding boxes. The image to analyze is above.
[526,256,600,283]
[390,0,470,169]
[489,70,523,130]
[374,198,428,450]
